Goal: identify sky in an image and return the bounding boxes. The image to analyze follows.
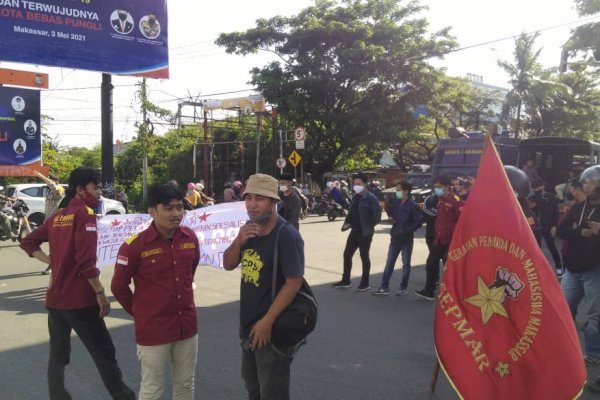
[0,0,592,148]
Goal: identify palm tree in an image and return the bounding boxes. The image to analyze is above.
[498,33,545,138]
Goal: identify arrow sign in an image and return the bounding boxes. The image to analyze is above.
[288,150,302,168]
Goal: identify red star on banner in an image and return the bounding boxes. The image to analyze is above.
[111,219,121,226]
[199,212,211,222]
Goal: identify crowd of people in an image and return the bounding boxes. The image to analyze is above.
[8,159,600,398]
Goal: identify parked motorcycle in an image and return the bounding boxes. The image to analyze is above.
[0,199,38,242]
[327,199,347,221]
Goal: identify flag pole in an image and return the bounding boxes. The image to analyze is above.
[430,357,440,392]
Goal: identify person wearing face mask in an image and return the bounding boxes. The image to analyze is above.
[332,173,382,291]
[372,182,422,296]
[277,172,302,231]
[223,173,305,400]
[20,167,135,400]
[140,12,160,39]
[111,8,133,34]
[415,175,464,301]
[528,179,563,275]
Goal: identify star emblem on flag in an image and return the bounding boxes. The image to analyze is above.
[199,212,211,222]
[495,361,511,378]
[465,276,509,324]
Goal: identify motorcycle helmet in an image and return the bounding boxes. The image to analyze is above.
[233,181,242,188]
[580,165,600,199]
[187,182,195,192]
[504,166,530,199]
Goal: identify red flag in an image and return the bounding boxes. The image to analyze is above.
[434,137,586,399]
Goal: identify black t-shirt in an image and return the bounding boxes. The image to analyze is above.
[239,217,304,339]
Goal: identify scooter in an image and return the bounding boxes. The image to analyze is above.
[313,194,330,216]
[327,199,347,221]
[0,199,38,242]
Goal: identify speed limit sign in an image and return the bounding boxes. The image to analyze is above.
[276,158,286,168]
[294,127,305,141]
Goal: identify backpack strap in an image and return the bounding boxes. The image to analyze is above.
[271,220,289,302]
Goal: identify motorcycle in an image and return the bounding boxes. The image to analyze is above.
[313,195,330,216]
[327,199,347,221]
[0,199,38,242]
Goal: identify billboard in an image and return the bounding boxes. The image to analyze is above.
[0,0,168,78]
[0,86,46,176]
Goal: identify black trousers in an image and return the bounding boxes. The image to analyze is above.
[342,229,374,285]
[424,243,449,294]
[540,226,563,269]
[47,305,135,400]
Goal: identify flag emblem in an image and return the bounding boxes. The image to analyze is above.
[117,255,128,265]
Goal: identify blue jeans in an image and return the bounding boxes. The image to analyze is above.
[380,237,413,290]
[241,344,293,400]
[561,268,600,358]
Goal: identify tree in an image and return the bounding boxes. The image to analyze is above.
[564,0,600,63]
[216,0,458,176]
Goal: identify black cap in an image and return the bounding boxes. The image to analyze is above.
[279,173,293,181]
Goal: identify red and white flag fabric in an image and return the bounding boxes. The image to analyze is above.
[434,137,586,399]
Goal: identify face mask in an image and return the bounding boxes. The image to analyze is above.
[248,210,272,225]
[395,191,404,200]
[353,185,364,194]
[279,185,288,192]
[434,188,445,197]
[83,189,99,209]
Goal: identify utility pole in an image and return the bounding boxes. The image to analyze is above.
[101,73,114,196]
[203,110,210,193]
[140,78,149,206]
[256,112,261,173]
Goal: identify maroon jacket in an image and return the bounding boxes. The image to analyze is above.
[111,223,200,346]
[433,192,464,246]
[21,198,100,309]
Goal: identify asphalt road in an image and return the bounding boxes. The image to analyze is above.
[0,213,597,399]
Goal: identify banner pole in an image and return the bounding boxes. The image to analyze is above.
[430,358,441,393]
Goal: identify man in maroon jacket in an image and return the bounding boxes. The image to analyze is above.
[20,167,135,400]
[112,183,200,400]
[415,175,464,300]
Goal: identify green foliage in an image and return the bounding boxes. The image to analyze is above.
[216,0,458,176]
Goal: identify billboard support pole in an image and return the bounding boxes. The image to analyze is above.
[101,73,114,197]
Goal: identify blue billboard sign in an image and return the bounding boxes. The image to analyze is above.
[0,86,41,166]
[0,0,169,78]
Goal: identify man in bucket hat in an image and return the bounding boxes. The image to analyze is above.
[223,173,305,400]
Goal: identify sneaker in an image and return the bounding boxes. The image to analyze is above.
[414,289,435,301]
[371,287,390,295]
[356,283,371,292]
[396,289,408,296]
[41,266,51,275]
[584,355,600,366]
[332,281,352,289]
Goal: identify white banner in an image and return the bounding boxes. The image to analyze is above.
[96,202,248,269]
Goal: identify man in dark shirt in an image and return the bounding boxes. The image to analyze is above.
[112,183,200,399]
[415,175,463,300]
[558,166,600,368]
[20,167,135,400]
[278,172,302,231]
[332,173,382,291]
[372,182,422,296]
[528,179,563,274]
[223,173,304,400]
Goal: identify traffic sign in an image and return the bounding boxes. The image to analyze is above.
[295,140,305,149]
[276,158,286,168]
[294,127,305,141]
[288,150,302,168]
